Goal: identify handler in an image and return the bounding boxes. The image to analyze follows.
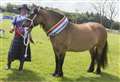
[6,4,34,71]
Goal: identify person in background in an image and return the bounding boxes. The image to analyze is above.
[6,4,34,72]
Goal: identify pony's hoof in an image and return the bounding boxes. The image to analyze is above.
[52,73,63,77]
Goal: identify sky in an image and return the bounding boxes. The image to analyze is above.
[0,0,120,21]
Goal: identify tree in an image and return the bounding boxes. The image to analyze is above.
[91,0,119,29]
[6,3,14,12]
[91,0,107,24]
[107,1,119,30]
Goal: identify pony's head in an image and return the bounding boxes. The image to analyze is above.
[23,6,64,32]
[23,7,46,31]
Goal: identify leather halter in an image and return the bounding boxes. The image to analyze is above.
[24,7,41,28]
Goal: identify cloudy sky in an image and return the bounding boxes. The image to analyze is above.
[0,0,120,21]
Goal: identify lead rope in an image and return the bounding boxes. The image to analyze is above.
[24,27,30,58]
[23,6,41,58]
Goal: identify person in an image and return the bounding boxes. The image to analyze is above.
[6,4,34,71]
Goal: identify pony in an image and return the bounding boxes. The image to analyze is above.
[23,7,108,77]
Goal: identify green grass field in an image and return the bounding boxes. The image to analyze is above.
[0,20,120,82]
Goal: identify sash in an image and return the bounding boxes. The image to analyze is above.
[47,16,69,36]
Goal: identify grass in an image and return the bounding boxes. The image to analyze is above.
[0,20,120,82]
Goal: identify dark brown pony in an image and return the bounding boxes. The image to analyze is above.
[23,7,108,77]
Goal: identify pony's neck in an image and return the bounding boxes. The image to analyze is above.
[41,10,64,32]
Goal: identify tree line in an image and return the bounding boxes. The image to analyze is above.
[0,3,120,30]
[65,12,120,30]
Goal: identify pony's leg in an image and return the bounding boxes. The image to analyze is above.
[95,46,104,74]
[87,48,96,72]
[96,54,101,74]
[53,53,65,77]
[18,60,24,71]
[52,49,65,77]
[52,51,58,76]
[57,53,65,77]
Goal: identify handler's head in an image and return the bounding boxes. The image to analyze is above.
[19,4,30,16]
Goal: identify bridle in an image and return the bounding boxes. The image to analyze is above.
[24,7,41,28]
[25,14,37,28]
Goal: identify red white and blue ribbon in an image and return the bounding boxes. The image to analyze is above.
[47,16,69,36]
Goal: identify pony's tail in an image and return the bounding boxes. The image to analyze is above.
[100,41,108,69]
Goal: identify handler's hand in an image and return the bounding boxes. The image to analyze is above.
[9,29,14,33]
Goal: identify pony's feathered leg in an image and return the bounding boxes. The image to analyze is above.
[88,47,97,72]
[52,47,66,77]
[95,41,108,74]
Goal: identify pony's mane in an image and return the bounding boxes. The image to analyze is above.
[45,7,64,15]
[37,9,64,26]
[47,9,64,20]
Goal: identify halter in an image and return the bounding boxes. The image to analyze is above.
[24,7,41,28]
[25,15,37,28]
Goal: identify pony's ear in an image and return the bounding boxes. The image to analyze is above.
[34,8,39,14]
[40,7,44,9]
[33,6,44,14]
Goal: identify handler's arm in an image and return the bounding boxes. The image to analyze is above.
[10,16,17,33]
